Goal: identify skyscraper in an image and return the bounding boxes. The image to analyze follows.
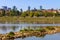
[28,6,30,11]
[28,6,30,14]
[13,6,17,11]
[40,6,42,10]
[2,6,7,10]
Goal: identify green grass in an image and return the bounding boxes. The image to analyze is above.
[0,16,60,23]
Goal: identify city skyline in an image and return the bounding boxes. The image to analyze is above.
[0,0,60,11]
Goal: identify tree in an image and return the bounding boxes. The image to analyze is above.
[21,12,28,17]
[2,9,5,16]
[39,12,44,16]
[34,11,40,17]
[10,10,14,16]
[29,11,34,17]
[16,10,20,16]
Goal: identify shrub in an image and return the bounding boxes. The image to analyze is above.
[20,30,24,31]
[36,28,46,32]
[28,29,34,31]
[24,29,28,31]
[8,31,15,37]
[46,26,55,30]
[20,28,34,32]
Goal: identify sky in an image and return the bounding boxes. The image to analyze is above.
[0,0,60,11]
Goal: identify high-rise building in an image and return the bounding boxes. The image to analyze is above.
[20,8,23,13]
[13,6,17,11]
[28,6,30,14]
[8,8,11,10]
[28,6,30,11]
[40,6,42,10]
[34,8,37,11]
[2,6,7,10]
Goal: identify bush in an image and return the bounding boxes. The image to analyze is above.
[8,31,15,37]
[20,28,34,32]
[36,28,46,32]
[24,29,28,31]
[46,26,55,30]
[20,29,28,32]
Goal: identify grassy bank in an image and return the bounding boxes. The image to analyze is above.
[0,16,60,23]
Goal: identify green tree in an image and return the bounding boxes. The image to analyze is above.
[21,12,28,17]
[2,10,5,16]
[29,11,34,17]
[34,11,40,17]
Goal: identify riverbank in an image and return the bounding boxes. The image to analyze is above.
[0,26,60,40]
[0,16,60,24]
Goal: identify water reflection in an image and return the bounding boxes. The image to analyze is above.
[0,23,60,34]
[0,26,20,34]
[1,26,7,31]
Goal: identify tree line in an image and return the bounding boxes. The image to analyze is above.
[0,6,60,17]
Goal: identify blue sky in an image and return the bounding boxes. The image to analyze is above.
[0,0,60,11]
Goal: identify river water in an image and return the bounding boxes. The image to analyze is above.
[0,23,60,40]
[0,23,60,34]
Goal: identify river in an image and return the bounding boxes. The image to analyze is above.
[0,23,60,34]
[0,23,60,40]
